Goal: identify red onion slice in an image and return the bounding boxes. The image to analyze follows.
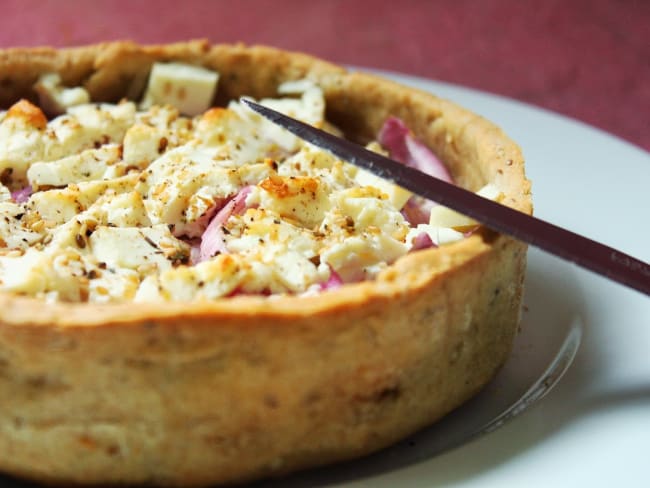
[177,204,222,239]
[378,117,452,183]
[411,232,437,251]
[401,199,431,227]
[320,267,343,290]
[198,186,252,263]
[11,187,32,203]
[379,117,453,225]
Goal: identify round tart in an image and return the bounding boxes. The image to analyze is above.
[0,41,531,486]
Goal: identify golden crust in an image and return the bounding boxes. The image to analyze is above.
[0,41,531,486]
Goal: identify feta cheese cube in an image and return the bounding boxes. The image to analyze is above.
[33,73,90,115]
[354,167,412,209]
[140,62,219,116]
[429,183,504,230]
[27,144,122,189]
[88,224,188,273]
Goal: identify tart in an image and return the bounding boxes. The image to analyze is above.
[0,41,532,486]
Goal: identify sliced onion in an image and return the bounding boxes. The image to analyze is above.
[379,117,453,225]
[411,232,436,251]
[11,187,32,204]
[189,243,202,265]
[320,267,343,290]
[177,204,222,239]
[401,199,432,227]
[198,186,252,263]
[378,117,452,183]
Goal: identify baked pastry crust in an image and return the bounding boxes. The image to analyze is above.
[0,41,531,486]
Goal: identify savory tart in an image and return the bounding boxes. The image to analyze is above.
[0,41,531,486]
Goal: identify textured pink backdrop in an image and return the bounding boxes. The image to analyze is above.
[1,0,648,152]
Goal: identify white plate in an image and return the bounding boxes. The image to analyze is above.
[2,72,649,488]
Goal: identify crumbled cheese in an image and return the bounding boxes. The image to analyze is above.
[278,145,356,190]
[328,187,409,240]
[316,187,410,281]
[28,175,139,226]
[0,69,495,303]
[88,267,140,303]
[321,234,408,282]
[0,99,136,186]
[135,254,244,302]
[229,79,325,152]
[248,175,331,229]
[136,146,241,235]
[225,207,320,260]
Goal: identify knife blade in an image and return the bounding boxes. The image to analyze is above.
[242,98,650,296]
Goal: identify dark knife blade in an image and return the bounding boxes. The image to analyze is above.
[242,98,650,296]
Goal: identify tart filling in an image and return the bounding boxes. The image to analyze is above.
[0,63,501,303]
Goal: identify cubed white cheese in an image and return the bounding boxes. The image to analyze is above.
[33,73,90,115]
[328,186,408,240]
[88,224,188,274]
[353,167,412,209]
[278,145,355,190]
[0,248,87,301]
[0,202,44,250]
[134,275,164,302]
[0,248,50,294]
[27,144,122,189]
[88,267,140,303]
[140,62,219,116]
[88,191,151,228]
[122,124,167,169]
[407,224,465,247]
[59,102,136,150]
[195,107,275,167]
[0,100,48,184]
[135,254,245,302]
[272,251,322,292]
[225,208,320,260]
[320,234,408,282]
[428,183,504,230]
[248,175,331,229]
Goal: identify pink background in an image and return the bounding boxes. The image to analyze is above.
[1,0,648,152]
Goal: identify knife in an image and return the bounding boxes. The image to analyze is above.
[242,99,650,296]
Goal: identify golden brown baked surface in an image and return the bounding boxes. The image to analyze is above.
[0,40,531,486]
